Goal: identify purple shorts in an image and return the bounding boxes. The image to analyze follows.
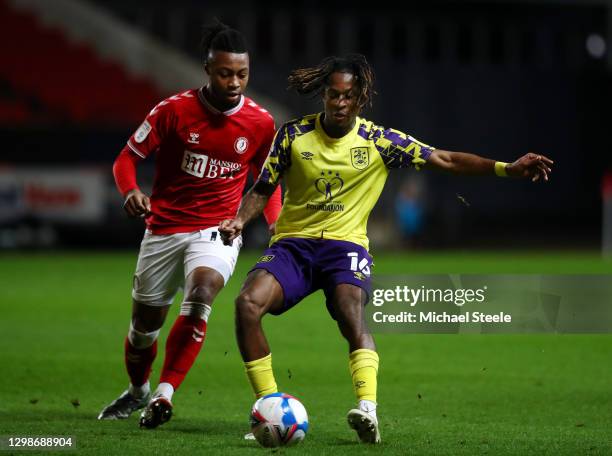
[250,237,373,317]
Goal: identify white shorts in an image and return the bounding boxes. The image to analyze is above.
[131,226,242,306]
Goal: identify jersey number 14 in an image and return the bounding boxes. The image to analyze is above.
[347,252,371,276]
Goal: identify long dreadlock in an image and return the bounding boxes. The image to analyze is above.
[287,54,376,108]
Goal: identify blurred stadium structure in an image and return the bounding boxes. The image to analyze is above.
[0,0,610,250]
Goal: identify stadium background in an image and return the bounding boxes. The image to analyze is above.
[1,0,612,454]
[2,0,611,250]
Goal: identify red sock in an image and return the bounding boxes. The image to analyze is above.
[160,316,207,390]
[124,337,157,387]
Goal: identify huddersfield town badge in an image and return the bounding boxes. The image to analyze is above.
[350,147,369,170]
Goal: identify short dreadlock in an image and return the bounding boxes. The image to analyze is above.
[201,19,247,64]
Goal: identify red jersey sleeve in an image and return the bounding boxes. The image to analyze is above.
[114,100,175,197]
[126,100,175,158]
[113,147,142,196]
[251,116,282,226]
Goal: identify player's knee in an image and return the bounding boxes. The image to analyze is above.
[132,300,169,331]
[235,291,265,323]
[127,321,160,349]
[184,285,215,306]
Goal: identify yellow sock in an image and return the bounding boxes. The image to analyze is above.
[349,349,379,403]
[244,353,278,398]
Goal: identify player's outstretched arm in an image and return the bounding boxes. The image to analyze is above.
[426,150,553,182]
[219,181,277,245]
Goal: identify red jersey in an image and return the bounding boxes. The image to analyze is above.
[121,88,279,234]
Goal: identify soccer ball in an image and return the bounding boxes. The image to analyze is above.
[249,392,309,447]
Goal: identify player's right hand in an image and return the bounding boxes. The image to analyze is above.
[506,152,554,182]
[123,189,151,218]
[219,219,244,246]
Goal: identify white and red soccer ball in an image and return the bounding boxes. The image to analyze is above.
[250,392,309,447]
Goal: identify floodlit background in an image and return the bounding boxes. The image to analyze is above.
[1,0,611,251]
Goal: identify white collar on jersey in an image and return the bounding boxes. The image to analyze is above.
[198,87,244,116]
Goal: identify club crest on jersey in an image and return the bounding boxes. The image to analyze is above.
[234,137,249,154]
[188,132,200,144]
[134,120,152,143]
[350,147,370,170]
[315,170,344,201]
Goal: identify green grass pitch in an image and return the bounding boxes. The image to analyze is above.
[1,251,611,455]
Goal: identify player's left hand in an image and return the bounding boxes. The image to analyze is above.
[123,189,151,217]
[506,153,554,182]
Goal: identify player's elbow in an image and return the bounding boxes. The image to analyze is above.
[429,149,463,174]
[253,181,277,198]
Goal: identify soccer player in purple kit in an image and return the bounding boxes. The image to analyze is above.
[220,54,553,444]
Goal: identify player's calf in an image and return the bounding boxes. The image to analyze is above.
[98,320,160,421]
[346,349,380,443]
[157,301,211,395]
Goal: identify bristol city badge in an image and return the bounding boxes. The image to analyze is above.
[234,137,249,154]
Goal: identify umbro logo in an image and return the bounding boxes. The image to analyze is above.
[353,271,366,281]
[300,151,314,160]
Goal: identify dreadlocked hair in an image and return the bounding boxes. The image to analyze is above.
[201,19,247,63]
[287,54,376,108]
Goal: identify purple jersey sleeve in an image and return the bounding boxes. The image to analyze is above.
[370,125,434,170]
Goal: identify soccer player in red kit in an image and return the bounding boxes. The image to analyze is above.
[97,22,281,429]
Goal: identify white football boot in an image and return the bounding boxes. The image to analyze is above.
[347,400,380,444]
